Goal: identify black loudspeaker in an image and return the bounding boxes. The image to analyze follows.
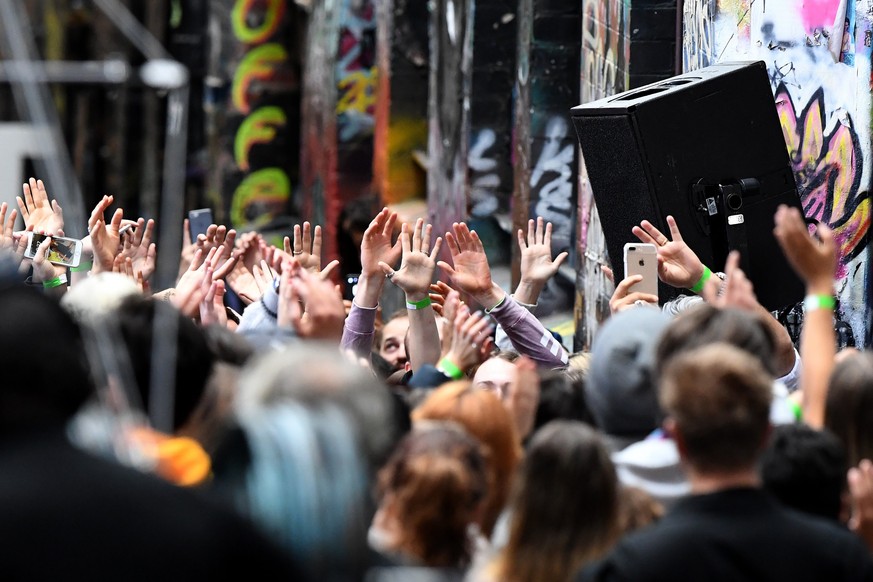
[571,61,804,310]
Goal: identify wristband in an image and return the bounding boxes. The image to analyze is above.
[42,273,67,289]
[803,294,836,312]
[71,261,92,273]
[406,296,432,310]
[484,294,507,314]
[437,357,464,380]
[689,266,712,294]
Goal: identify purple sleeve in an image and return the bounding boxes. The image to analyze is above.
[489,297,568,368]
[341,302,378,356]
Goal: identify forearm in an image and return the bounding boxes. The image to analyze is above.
[512,279,544,306]
[801,281,836,429]
[752,301,796,377]
[354,272,384,308]
[405,291,441,371]
[341,301,378,356]
[488,291,568,368]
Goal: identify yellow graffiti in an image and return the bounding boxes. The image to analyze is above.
[232,44,288,114]
[235,106,287,171]
[232,0,285,44]
[231,168,291,227]
[336,69,377,115]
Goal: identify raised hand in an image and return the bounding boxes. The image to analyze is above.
[284,221,324,274]
[277,261,345,341]
[17,178,64,235]
[440,305,495,375]
[88,195,123,273]
[361,207,401,277]
[0,203,20,251]
[773,204,837,294]
[200,280,228,327]
[196,223,237,268]
[30,234,66,285]
[701,250,758,311]
[633,215,705,290]
[516,217,568,304]
[120,218,157,280]
[609,274,659,314]
[381,219,442,301]
[438,222,503,308]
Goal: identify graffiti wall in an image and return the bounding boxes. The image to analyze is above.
[574,0,677,350]
[683,0,872,343]
[209,0,301,228]
[373,0,429,205]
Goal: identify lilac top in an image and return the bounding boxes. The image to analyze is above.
[489,296,568,368]
[341,301,378,356]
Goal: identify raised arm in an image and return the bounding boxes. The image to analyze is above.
[773,204,837,428]
[514,217,568,305]
[380,219,442,371]
[340,208,401,356]
[438,222,566,368]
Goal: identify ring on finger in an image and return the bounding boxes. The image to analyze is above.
[659,238,668,246]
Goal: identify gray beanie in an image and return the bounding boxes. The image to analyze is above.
[588,307,671,440]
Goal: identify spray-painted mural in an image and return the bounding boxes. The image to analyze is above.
[683,0,872,343]
[219,0,299,228]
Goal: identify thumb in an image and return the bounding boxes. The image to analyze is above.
[553,251,569,269]
[437,261,456,278]
[378,261,394,276]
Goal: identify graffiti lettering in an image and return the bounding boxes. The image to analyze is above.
[531,117,575,242]
[232,44,289,115]
[468,128,500,216]
[682,0,716,71]
[581,0,627,102]
[235,106,287,171]
[336,1,377,143]
[232,0,285,45]
[231,168,291,227]
[775,84,870,278]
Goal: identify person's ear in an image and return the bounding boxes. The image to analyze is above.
[664,418,687,457]
[404,361,411,373]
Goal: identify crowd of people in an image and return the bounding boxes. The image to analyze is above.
[4,176,873,580]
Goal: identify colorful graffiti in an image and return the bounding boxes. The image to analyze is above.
[581,0,629,103]
[776,84,870,276]
[226,0,295,227]
[336,1,377,142]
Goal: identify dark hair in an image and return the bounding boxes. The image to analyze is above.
[656,305,778,377]
[0,287,92,429]
[500,421,619,582]
[761,424,846,521]
[660,343,772,473]
[202,324,254,366]
[115,296,214,431]
[377,426,488,568]
[825,351,873,467]
[533,368,596,434]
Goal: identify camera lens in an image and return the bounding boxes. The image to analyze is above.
[726,192,743,211]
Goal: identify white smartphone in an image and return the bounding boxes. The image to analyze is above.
[24,232,84,268]
[623,243,658,298]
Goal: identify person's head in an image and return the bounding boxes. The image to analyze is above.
[761,424,847,521]
[377,312,409,371]
[215,344,398,579]
[114,296,214,433]
[587,307,671,445]
[825,351,873,468]
[533,368,596,434]
[373,425,488,568]
[473,351,520,400]
[656,304,778,378]
[500,421,619,582]
[660,343,773,475]
[412,381,522,537]
[0,287,92,431]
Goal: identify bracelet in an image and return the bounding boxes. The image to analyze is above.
[437,357,464,380]
[689,266,712,294]
[42,273,68,289]
[484,294,507,314]
[406,296,432,310]
[71,261,92,273]
[803,294,836,312]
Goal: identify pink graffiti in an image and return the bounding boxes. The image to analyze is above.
[801,0,839,31]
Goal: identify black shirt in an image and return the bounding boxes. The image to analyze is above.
[579,487,873,582]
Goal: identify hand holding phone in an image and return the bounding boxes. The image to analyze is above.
[24,232,83,268]
[623,243,658,298]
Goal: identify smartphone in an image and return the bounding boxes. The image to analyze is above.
[24,232,83,268]
[188,209,214,242]
[623,243,658,298]
[344,274,360,301]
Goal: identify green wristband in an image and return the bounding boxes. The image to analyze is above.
[71,261,92,273]
[42,276,65,289]
[406,296,432,310]
[803,294,836,312]
[437,357,464,380]
[690,266,712,294]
